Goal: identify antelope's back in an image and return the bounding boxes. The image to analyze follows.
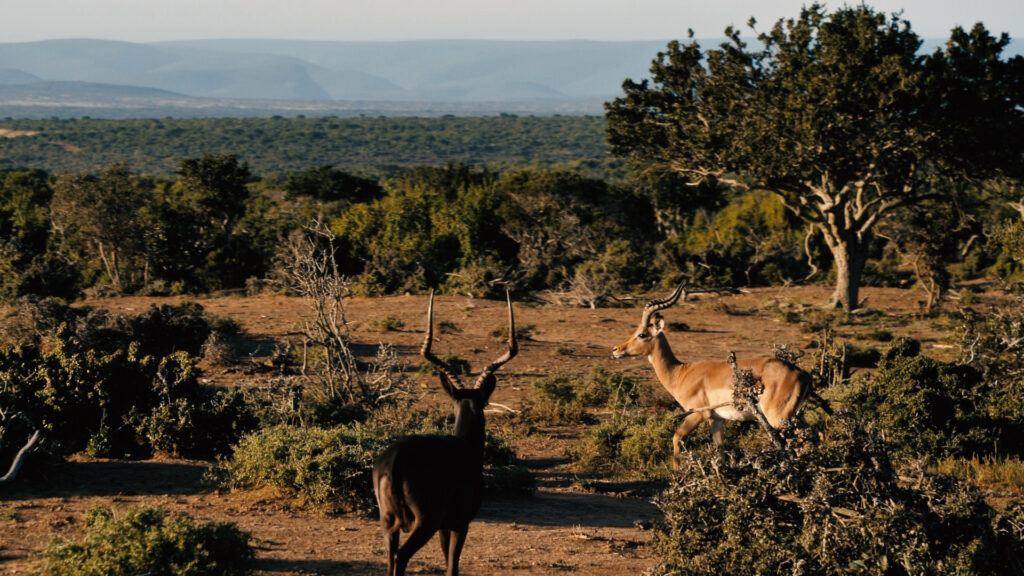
[372,435,483,531]
[741,357,813,424]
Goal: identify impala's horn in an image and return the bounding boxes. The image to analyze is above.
[474,291,518,388]
[639,281,687,328]
[422,290,465,390]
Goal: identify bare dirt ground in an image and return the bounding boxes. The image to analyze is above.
[0,285,999,575]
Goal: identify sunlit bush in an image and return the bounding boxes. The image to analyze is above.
[39,505,254,576]
[650,415,1023,575]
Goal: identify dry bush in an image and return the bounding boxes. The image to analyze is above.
[650,414,1023,575]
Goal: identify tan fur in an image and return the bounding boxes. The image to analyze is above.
[613,310,812,466]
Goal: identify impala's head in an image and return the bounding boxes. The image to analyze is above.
[422,290,518,432]
[612,282,686,359]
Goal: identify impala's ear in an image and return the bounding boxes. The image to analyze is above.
[651,313,666,335]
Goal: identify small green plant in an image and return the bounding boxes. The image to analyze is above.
[417,353,472,376]
[438,320,460,334]
[367,315,405,331]
[0,503,22,522]
[491,323,535,340]
[39,505,254,576]
[223,423,396,512]
[522,365,652,425]
[853,328,894,342]
[483,465,536,498]
[571,411,677,479]
[842,342,881,368]
[958,288,980,304]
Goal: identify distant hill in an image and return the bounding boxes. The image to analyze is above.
[0,39,673,118]
[0,38,1019,119]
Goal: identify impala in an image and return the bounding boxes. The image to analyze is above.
[373,291,518,576]
[612,282,813,467]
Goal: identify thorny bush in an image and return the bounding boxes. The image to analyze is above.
[650,413,1024,575]
[843,336,1021,460]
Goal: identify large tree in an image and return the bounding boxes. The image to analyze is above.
[50,164,146,293]
[606,4,1024,310]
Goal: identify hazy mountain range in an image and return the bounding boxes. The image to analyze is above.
[0,38,1019,119]
[0,39,673,118]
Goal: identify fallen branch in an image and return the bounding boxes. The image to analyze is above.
[0,429,42,485]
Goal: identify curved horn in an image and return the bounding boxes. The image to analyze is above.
[422,291,464,390]
[639,281,687,328]
[474,291,518,388]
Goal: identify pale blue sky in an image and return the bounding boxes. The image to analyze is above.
[3,0,1021,43]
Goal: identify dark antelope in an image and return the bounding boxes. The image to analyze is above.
[612,282,814,467]
[373,291,518,576]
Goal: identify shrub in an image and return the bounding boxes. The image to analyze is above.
[957,300,1024,427]
[490,322,535,340]
[483,465,536,498]
[416,353,471,377]
[571,411,677,479]
[650,414,1023,575]
[223,415,525,513]
[367,315,404,331]
[224,423,392,512]
[438,320,460,334]
[39,505,254,576]
[0,322,255,460]
[843,337,1008,459]
[523,365,653,425]
[112,301,213,357]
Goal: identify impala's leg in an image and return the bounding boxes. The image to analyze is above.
[710,419,726,447]
[394,524,435,576]
[383,528,399,576]
[439,529,451,565]
[672,412,704,471]
[446,529,468,576]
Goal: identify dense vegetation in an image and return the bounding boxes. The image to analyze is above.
[606,5,1024,310]
[0,115,615,178]
[2,4,1024,573]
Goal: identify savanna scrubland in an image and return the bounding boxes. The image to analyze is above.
[2,4,1024,575]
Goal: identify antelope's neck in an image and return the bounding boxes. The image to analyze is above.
[649,333,683,386]
[453,406,486,454]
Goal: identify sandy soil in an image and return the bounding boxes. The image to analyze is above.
[0,285,994,575]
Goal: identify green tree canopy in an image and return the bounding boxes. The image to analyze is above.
[606,4,1024,310]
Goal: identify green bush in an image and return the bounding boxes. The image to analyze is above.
[416,353,472,377]
[367,314,405,331]
[843,337,1007,459]
[39,505,254,576]
[524,365,652,425]
[0,320,255,460]
[650,414,1022,575]
[571,412,677,479]
[224,423,392,512]
[957,301,1024,428]
[661,190,811,287]
[490,322,535,340]
[224,416,524,513]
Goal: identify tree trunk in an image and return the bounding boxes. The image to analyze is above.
[826,235,867,312]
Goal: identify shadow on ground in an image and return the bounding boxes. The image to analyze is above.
[4,457,210,498]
